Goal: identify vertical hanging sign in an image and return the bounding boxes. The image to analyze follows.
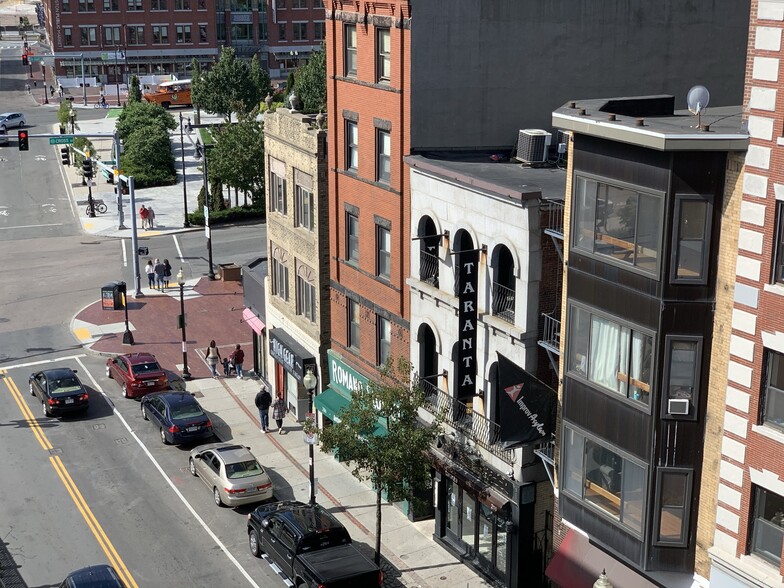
[457,249,479,402]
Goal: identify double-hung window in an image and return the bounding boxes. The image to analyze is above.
[568,304,653,406]
[314,21,325,41]
[572,174,664,275]
[376,224,390,278]
[295,184,313,231]
[293,22,307,41]
[271,248,289,302]
[80,26,98,46]
[671,194,711,283]
[663,337,701,419]
[376,130,390,183]
[270,172,287,215]
[773,202,784,284]
[376,28,390,83]
[345,121,358,171]
[127,25,144,44]
[150,0,166,9]
[346,212,359,263]
[152,25,168,44]
[176,25,192,43]
[762,349,784,431]
[296,264,316,322]
[103,25,120,45]
[751,486,784,566]
[344,24,357,76]
[126,0,142,9]
[562,426,646,536]
[348,299,360,350]
[63,26,73,45]
[103,0,119,10]
[653,468,692,547]
[377,316,390,365]
[78,0,95,11]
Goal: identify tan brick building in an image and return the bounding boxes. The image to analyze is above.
[263,108,328,419]
[707,1,784,585]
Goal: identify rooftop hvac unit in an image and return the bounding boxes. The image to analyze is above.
[667,398,690,416]
[556,130,570,157]
[516,129,552,164]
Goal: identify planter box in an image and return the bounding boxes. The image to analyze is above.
[218,263,241,282]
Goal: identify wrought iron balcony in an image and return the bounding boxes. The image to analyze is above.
[419,250,439,288]
[421,380,514,465]
[491,281,515,324]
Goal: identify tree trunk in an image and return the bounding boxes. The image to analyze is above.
[375,485,382,565]
[234,186,238,207]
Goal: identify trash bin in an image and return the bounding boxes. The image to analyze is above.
[101,282,125,310]
[218,263,241,282]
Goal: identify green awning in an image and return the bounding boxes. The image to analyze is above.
[314,387,350,422]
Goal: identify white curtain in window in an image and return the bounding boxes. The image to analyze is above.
[630,332,648,400]
[589,317,620,391]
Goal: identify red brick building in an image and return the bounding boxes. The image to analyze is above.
[325,0,411,376]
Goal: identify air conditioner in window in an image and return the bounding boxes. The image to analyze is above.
[515,129,552,164]
[668,398,690,415]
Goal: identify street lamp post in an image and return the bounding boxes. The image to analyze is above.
[42,63,49,104]
[196,143,215,280]
[177,268,191,379]
[121,281,134,345]
[303,367,318,505]
[80,53,87,106]
[115,47,123,107]
[179,113,190,228]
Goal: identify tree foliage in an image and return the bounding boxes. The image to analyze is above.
[293,44,327,113]
[128,74,142,103]
[122,126,176,188]
[318,359,442,565]
[116,101,176,142]
[249,54,272,110]
[57,101,77,129]
[208,114,265,206]
[191,48,267,121]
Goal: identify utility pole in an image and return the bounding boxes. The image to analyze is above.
[81,53,87,106]
[198,143,215,280]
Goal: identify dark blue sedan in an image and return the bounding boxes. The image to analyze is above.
[140,391,213,445]
[29,368,89,418]
[60,564,126,587]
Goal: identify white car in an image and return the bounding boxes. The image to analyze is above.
[0,112,26,133]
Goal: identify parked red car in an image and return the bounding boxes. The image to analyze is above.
[106,353,169,398]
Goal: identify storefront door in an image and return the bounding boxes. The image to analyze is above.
[477,502,510,581]
[444,478,477,557]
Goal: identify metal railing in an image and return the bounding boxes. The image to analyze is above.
[543,200,565,238]
[539,313,561,354]
[419,250,439,288]
[491,282,515,324]
[421,380,514,464]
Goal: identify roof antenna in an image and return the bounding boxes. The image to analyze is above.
[687,85,710,129]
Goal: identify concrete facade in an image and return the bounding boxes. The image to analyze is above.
[263,108,328,419]
[410,0,749,150]
[708,1,784,586]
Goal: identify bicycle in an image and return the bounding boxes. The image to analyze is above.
[94,102,109,109]
[86,201,108,215]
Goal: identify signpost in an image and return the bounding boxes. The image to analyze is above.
[29,55,43,63]
[49,136,74,145]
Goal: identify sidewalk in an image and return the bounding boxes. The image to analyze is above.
[71,280,492,588]
[55,110,224,238]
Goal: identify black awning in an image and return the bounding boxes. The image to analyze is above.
[269,328,317,383]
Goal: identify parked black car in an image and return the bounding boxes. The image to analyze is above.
[140,391,213,445]
[247,500,382,588]
[29,368,89,417]
[60,564,126,587]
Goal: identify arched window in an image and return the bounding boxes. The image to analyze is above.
[491,244,515,324]
[418,216,440,287]
[417,323,438,395]
[452,229,474,296]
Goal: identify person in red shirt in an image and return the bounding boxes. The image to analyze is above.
[230,344,245,379]
[139,205,149,229]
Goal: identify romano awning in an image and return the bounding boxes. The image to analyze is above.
[545,529,658,588]
[314,388,350,422]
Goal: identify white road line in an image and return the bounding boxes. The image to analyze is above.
[73,357,262,588]
[0,354,86,370]
[0,223,64,230]
[173,234,185,262]
[57,152,78,219]
[121,238,128,267]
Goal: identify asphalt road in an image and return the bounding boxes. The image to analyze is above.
[0,45,275,588]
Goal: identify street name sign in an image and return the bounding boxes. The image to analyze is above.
[49,136,74,145]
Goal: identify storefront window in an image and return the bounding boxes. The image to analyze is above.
[495,508,509,575]
[446,478,458,534]
[462,491,475,548]
[478,503,493,562]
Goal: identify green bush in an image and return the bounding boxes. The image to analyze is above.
[121,125,176,188]
[188,205,265,226]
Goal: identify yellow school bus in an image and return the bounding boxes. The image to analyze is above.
[142,79,192,109]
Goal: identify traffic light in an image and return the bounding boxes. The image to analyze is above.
[22,54,28,66]
[60,147,70,166]
[18,130,28,151]
[82,158,93,179]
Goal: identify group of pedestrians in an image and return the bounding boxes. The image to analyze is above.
[254,384,287,435]
[144,258,172,291]
[139,204,156,229]
[204,341,246,380]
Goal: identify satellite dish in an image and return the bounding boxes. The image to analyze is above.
[687,85,710,114]
[687,85,710,128]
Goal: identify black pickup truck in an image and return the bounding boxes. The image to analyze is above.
[247,500,382,588]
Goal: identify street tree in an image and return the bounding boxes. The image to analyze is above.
[318,358,442,565]
[116,101,176,141]
[293,44,326,113]
[209,113,265,207]
[122,126,176,188]
[192,47,259,122]
[57,101,77,131]
[128,74,142,103]
[249,54,272,110]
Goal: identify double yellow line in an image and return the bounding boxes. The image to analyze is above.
[1,369,138,588]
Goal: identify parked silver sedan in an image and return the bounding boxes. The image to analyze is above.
[188,442,274,507]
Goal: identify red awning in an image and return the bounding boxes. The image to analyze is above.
[545,529,658,588]
[242,308,265,335]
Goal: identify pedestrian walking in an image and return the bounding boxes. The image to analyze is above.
[222,357,232,377]
[139,205,149,229]
[229,344,245,379]
[49,85,54,97]
[147,206,156,229]
[163,259,172,288]
[58,84,64,97]
[272,392,287,434]
[153,258,166,291]
[255,385,272,433]
[204,340,222,378]
[33,80,37,88]
[144,259,155,289]
[25,83,30,93]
